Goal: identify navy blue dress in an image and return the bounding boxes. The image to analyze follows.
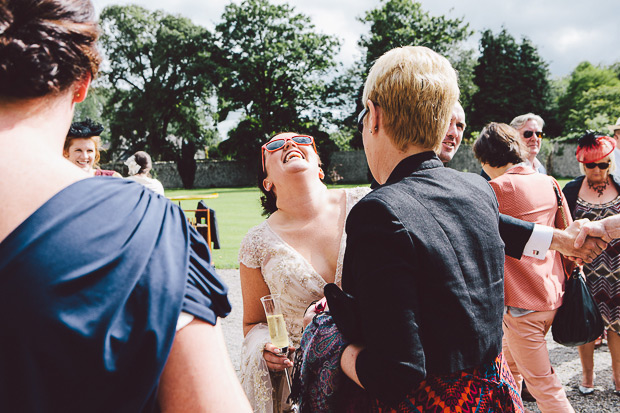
[0,178,231,412]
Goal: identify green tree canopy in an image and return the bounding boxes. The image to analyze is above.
[214,0,340,161]
[348,0,472,147]
[358,0,471,72]
[100,5,218,187]
[470,29,553,134]
[557,61,620,135]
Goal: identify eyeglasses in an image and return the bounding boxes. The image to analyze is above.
[261,135,317,172]
[357,107,369,134]
[585,162,610,170]
[523,130,543,139]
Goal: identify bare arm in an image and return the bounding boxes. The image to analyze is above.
[158,320,252,412]
[240,263,293,371]
[340,343,365,389]
[240,263,271,337]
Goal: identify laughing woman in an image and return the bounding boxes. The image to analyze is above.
[238,132,369,412]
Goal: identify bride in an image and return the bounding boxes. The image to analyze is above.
[238,132,369,412]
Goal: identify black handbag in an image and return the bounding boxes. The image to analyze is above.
[551,181,605,346]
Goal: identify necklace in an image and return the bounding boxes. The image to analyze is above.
[587,178,609,198]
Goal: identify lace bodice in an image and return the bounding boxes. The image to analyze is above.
[239,186,370,345]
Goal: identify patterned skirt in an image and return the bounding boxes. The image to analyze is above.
[296,313,523,413]
[370,352,524,413]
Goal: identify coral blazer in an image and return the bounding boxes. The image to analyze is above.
[489,165,571,311]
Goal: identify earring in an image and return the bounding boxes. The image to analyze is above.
[264,181,272,191]
[76,93,80,98]
[369,130,373,134]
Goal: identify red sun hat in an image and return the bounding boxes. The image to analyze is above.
[575,132,616,163]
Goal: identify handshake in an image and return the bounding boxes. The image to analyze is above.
[552,216,619,263]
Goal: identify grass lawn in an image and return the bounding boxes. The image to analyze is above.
[165,186,264,269]
[165,184,368,269]
[166,179,571,269]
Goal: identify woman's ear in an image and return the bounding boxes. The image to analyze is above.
[73,72,92,103]
[263,179,272,192]
[319,167,325,180]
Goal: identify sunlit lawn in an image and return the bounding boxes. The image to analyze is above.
[166,179,569,269]
[165,186,264,269]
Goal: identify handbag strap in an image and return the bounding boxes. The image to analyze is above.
[551,178,569,230]
[551,177,577,279]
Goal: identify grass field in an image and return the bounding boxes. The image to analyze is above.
[167,178,571,269]
[165,186,265,269]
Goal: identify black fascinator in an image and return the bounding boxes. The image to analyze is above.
[575,130,616,163]
[68,118,104,137]
[577,131,599,148]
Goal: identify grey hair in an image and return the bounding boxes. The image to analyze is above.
[510,113,545,131]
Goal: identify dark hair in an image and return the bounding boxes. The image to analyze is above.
[258,163,277,216]
[473,122,527,167]
[0,0,101,99]
[133,151,153,176]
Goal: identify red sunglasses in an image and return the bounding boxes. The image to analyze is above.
[261,135,317,172]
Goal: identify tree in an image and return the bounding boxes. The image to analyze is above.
[73,85,108,126]
[348,0,473,147]
[73,84,113,162]
[557,62,620,135]
[470,29,553,134]
[100,5,218,187]
[214,0,340,162]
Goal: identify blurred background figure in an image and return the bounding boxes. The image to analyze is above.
[510,113,547,174]
[607,117,620,165]
[562,131,620,396]
[473,123,575,412]
[125,151,165,195]
[64,119,121,177]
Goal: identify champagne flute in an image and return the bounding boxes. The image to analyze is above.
[260,294,293,390]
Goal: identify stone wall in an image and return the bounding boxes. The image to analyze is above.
[102,143,584,188]
[101,159,256,188]
[447,142,581,178]
[326,150,370,184]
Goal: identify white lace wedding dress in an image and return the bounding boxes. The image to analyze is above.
[238,187,370,413]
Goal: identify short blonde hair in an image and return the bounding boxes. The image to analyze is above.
[362,46,459,152]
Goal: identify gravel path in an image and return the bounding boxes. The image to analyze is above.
[216,269,619,412]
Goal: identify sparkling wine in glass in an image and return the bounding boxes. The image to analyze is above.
[261,294,290,354]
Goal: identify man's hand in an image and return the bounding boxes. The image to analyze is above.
[550,219,607,263]
[575,220,613,248]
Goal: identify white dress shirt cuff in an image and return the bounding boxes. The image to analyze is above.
[522,224,553,260]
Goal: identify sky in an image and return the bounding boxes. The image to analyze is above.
[91,0,619,135]
[93,0,619,78]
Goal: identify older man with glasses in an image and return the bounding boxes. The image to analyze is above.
[510,113,547,174]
